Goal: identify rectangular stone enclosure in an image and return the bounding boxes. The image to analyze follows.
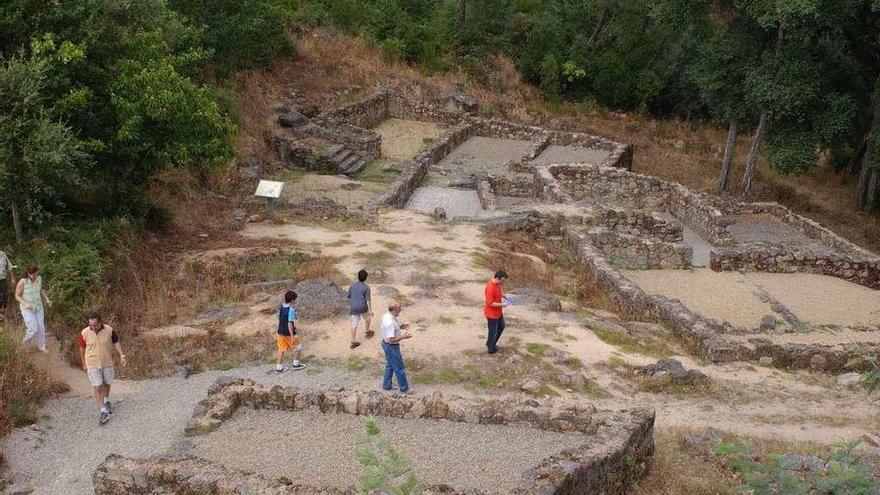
[93,378,655,495]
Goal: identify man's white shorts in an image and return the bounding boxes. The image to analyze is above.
[351,312,372,327]
[87,367,115,387]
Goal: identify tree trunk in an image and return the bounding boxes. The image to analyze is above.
[459,0,466,24]
[10,200,22,243]
[856,100,880,211]
[741,112,767,197]
[717,118,737,193]
[588,3,608,46]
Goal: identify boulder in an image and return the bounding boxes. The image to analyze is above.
[433,207,447,220]
[375,285,400,298]
[294,278,349,320]
[278,110,307,127]
[837,372,861,386]
[520,379,540,393]
[230,209,247,231]
[759,315,776,331]
[758,356,774,367]
[809,353,827,372]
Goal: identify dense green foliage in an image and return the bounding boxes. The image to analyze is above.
[0,0,294,330]
[0,0,295,239]
[298,0,880,207]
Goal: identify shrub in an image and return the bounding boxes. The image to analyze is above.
[713,440,878,494]
[356,416,422,494]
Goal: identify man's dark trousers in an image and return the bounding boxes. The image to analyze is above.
[486,317,505,353]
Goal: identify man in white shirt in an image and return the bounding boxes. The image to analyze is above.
[380,302,412,393]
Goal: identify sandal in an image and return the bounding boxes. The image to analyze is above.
[365,330,375,338]
[350,341,361,349]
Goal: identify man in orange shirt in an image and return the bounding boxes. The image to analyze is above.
[484,270,508,354]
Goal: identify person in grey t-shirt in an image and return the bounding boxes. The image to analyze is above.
[346,269,373,349]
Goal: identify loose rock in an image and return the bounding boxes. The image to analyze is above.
[837,372,861,386]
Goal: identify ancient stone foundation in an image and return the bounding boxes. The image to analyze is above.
[91,379,654,495]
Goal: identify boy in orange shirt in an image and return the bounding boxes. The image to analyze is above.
[483,270,508,354]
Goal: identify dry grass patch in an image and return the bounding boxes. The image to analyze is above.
[476,231,625,316]
[0,331,69,436]
[631,430,739,495]
[127,331,275,378]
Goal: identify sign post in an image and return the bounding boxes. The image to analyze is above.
[254,180,284,219]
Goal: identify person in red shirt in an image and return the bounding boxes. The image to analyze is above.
[483,270,508,354]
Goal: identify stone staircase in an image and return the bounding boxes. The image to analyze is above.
[323,145,370,176]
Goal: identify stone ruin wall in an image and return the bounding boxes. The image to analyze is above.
[710,245,880,290]
[368,122,474,210]
[282,90,880,368]
[586,229,692,270]
[91,378,653,495]
[539,164,732,245]
[720,201,877,258]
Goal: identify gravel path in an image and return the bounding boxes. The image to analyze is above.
[0,364,371,495]
[530,145,610,166]
[191,409,586,493]
[406,185,492,220]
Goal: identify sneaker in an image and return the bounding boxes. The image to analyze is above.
[365,330,375,338]
[104,398,112,414]
[350,341,361,349]
[275,364,288,373]
[99,410,110,425]
[290,362,305,371]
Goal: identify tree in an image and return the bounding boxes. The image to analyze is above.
[0,54,89,242]
[688,18,760,193]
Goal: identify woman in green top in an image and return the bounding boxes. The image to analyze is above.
[15,264,52,352]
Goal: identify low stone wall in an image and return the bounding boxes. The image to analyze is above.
[93,455,337,495]
[710,244,880,290]
[389,93,470,126]
[666,183,733,245]
[544,164,671,211]
[318,90,390,129]
[491,173,537,198]
[178,378,654,495]
[303,121,382,158]
[367,122,474,210]
[469,118,550,143]
[540,164,732,245]
[548,130,622,152]
[586,228,692,270]
[476,179,496,210]
[597,208,683,243]
[721,201,878,259]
